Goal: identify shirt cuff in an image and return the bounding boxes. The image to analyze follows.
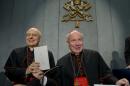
[40,76,47,86]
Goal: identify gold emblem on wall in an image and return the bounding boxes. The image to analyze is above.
[62,0,93,28]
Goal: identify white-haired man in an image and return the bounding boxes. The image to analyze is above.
[57,30,129,86]
[4,27,56,86]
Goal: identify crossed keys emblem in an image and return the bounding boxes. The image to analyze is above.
[62,0,93,28]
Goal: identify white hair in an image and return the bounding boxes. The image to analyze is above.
[66,30,84,42]
[26,27,42,38]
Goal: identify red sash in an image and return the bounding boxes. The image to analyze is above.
[74,77,88,86]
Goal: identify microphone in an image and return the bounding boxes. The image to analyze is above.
[44,66,62,75]
[41,66,62,86]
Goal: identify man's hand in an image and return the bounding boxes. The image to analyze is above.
[26,62,40,74]
[126,65,130,69]
[116,78,129,86]
[26,62,45,79]
[32,69,44,80]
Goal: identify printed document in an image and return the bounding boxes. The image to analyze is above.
[34,45,50,70]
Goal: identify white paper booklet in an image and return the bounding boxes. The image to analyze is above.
[94,84,118,86]
[34,45,50,70]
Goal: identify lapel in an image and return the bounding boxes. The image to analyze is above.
[66,53,75,78]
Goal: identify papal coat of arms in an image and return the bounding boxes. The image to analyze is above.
[62,0,93,28]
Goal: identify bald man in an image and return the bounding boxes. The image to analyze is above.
[56,30,129,86]
[4,27,56,86]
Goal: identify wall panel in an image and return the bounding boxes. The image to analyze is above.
[0,0,130,72]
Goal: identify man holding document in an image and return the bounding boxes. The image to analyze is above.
[4,27,57,86]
